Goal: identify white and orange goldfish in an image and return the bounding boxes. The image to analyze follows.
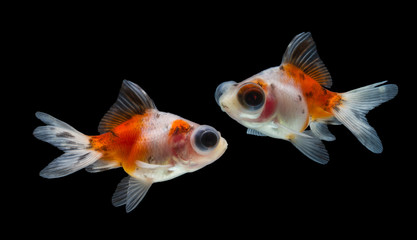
[34,80,227,212]
[215,32,398,164]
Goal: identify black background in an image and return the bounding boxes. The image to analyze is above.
[11,3,413,238]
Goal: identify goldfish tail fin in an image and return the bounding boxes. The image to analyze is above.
[33,112,102,178]
[332,81,398,153]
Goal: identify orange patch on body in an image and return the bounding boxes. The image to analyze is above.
[282,64,342,120]
[90,114,151,175]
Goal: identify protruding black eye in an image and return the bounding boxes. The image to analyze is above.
[191,125,220,155]
[200,131,218,148]
[244,89,264,106]
[238,83,265,110]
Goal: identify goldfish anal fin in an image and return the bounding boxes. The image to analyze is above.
[271,121,329,164]
[309,121,336,141]
[85,159,121,173]
[282,32,332,88]
[98,80,157,134]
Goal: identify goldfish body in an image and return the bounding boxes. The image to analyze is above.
[215,32,398,164]
[34,80,227,212]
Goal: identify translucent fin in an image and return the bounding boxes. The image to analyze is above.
[33,112,102,178]
[282,32,332,88]
[324,117,342,125]
[333,81,398,153]
[310,121,336,141]
[112,176,152,213]
[85,160,120,173]
[290,130,329,165]
[272,121,329,164]
[246,128,267,137]
[98,80,157,134]
[39,150,102,178]
[35,111,80,133]
[136,161,172,169]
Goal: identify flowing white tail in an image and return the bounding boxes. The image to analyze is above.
[332,81,398,153]
[33,112,102,178]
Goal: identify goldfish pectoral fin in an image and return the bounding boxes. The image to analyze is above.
[282,32,332,88]
[85,160,121,173]
[246,128,267,137]
[112,176,152,213]
[309,121,336,141]
[98,80,157,134]
[271,121,329,164]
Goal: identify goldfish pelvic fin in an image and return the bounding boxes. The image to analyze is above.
[136,161,173,169]
[34,112,102,178]
[98,80,157,134]
[272,121,329,164]
[85,160,121,173]
[112,176,152,213]
[282,32,332,88]
[333,81,398,153]
[309,121,336,141]
[246,128,267,137]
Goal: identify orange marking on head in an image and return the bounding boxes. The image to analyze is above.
[251,78,268,91]
[169,119,191,136]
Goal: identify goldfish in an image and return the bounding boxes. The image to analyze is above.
[34,80,227,212]
[215,32,398,164]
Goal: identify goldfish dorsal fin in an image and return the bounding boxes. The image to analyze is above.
[98,80,157,134]
[282,32,332,88]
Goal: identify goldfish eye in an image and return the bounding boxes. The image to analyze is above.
[191,125,220,155]
[238,83,265,110]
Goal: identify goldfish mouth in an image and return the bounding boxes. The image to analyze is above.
[213,137,228,161]
[221,103,229,110]
[215,81,236,107]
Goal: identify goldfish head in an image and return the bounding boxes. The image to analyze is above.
[215,77,276,129]
[169,120,227,172]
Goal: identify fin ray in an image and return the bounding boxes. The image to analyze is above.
[85,160,120,173]
[290,130,329,165]
[98,80,156,134]
[282,32,332,88]
[246,128,267,137]
[40,150,102,178]
[333,81,398,153]
[309,121,336,141]
[34,112,102,178]
[35,112,80,133]
[112,176,152,213]
[272,121,329,164]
